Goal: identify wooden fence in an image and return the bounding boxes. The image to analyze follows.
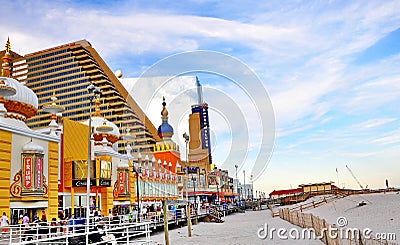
[279,208,398,245]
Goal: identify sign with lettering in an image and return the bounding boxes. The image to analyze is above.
[99,179,111,187]
[36,157,43,188]
[119,172,124,192]
[72,179,96,187]
[23,157,33,188]
[126,172,130,191]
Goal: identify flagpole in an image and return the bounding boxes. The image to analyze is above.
[336,168,340,189]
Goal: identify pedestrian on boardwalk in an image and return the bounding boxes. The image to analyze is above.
[142,206,148,219]
[1,212,10,238]
[50,217,57,237]
[22,213,29,225]
[41,210,47,222]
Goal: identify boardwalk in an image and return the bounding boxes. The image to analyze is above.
[0,205,235,245]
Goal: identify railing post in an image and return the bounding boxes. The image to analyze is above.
[126,225,129,244]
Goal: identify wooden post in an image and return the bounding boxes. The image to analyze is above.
[310,214,314,231]
[323,219,328,245]
[163,200,169,245]
[187,204,192,237]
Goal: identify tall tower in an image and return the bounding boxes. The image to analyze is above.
[8,40,159,154]
[188,77,212,173]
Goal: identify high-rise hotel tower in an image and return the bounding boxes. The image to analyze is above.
[8,40,159,154]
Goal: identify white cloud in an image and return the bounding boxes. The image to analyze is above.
[355,118,397,129]
[372,130,400,145]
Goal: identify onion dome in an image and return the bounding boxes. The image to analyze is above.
[157,97,173,139]
[22,139,44,153]
[84,97,120,144]
[43,95,64,136]
[0,38,38,121]
[117,159,129,170]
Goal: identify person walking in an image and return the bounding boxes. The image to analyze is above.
[50,217,58,237]
[22,213,29,225]
[1,212,10,239]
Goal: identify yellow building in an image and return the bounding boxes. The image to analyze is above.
[60,96,134,217]
[299,182,335,193]
[0,39,59,224]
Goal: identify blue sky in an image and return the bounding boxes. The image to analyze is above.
[1,0,400,194]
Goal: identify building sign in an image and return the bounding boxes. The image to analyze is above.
[184,167,199,173]
[207,170,221,186]
[72,179,96,187]
[23,157,32,188]
[192,104,212,164]
[99,179,111,187]
[118,172,125,192]
[36,157,43,188]
[126,172,130,191]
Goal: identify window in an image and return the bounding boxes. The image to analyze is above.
[100,160,111,179]
[73,160,95,179]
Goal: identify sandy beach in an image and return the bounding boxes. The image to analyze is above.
[140,208,322,245]
[303,192,400,243]
[137,192,399,244]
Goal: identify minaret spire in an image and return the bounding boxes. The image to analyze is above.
[161,96,168,121]
[5,37,10,53]
[1,37,12,77]
[196,76,203,105]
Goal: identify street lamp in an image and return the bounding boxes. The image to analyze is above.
[183,132,189,201]
[243,170,246,200]
[191,176,197,216]
[251,174,254,201]
[202,169,207,188]
[86,83,101,244]
[216,181,220,206]
[234,164,238,207]
[133,153,142,221]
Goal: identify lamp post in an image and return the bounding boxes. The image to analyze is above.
[216,181,220,206]
[86,84,101,244]
[243,170,246,200]
[168,162,172,197]
[234,164,238,207]
[183,132,191,237]
[202,169,206,188]
[183,132,190,201]
[131,153,142,221]
[191,176,197,212]
[251,174,254,201]
[124,128,138,216]
[192,175,197,223]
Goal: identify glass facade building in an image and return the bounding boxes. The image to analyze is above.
[10,40,159,154]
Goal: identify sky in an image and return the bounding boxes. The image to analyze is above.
[1,0,400,194]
